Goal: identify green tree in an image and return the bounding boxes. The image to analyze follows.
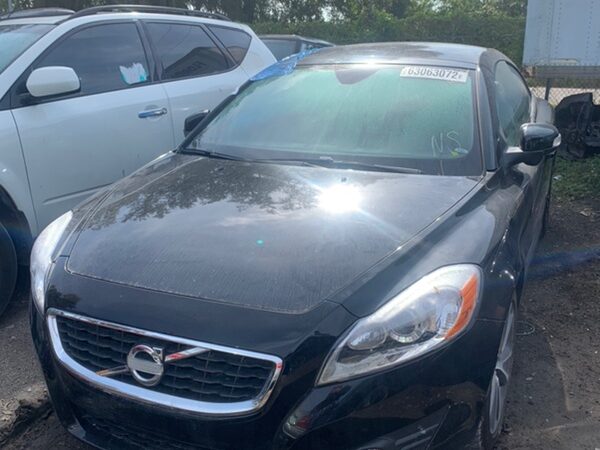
[495,0,526,16]
[264,0,324,22]
[409,0,526,16]
[194,0,271,22]
[329,0,412,20]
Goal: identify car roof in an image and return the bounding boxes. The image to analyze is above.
[0,5,232,26]
[297,42,492,69]
[0,11,248,41]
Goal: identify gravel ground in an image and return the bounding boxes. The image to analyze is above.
[497,198,600,449]
[3,198,600,449]
[0,274,42,401]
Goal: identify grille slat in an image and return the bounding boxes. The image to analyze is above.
[56,316,275,404]
[166,372,265,389]
[59,334,126,364]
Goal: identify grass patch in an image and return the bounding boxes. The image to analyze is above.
[553,154,600,200]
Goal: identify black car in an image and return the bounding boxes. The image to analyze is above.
[31,43,559,450]
[260,34,333,60]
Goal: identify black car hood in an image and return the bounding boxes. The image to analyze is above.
[67,154,479,314]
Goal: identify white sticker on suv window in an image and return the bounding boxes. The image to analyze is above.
[119,63,148,85]
[400,66,469,83]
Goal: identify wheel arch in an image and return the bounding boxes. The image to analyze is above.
[0,185,34,265]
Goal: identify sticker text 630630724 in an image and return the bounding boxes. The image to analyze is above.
[400,66,469,83]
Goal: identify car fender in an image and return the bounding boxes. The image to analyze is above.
[0,112,37,262]
[396,183,519,322]
[339,173,520,322]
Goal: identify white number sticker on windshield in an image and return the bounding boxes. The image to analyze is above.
[400,66,469,83]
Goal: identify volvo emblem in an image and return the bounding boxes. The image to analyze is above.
[126,345,164,387]
[96,344,209,387]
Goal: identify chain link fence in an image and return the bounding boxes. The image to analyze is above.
[527,78,600,106]
[527,77,600,158]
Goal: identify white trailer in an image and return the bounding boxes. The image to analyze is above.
[524,0,600,80]
[524,0,600,157]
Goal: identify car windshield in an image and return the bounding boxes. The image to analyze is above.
[0,24,54,74]
[188,64,482,176]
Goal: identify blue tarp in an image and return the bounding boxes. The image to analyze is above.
[251,48,323,81]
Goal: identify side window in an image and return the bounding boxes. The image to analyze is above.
[208,25,251,65]
[494,61,531,146]
[36,23,150,96]
[147,23,229,81]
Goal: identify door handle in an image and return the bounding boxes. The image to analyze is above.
[138,108,167,119]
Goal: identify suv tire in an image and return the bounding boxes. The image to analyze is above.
[0,222,17,316]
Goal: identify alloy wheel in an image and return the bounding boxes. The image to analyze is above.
[488,302,516,436]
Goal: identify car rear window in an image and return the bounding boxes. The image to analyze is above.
[208,25,251,65]
[190,64,482,176]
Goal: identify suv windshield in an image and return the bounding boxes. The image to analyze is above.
[188,64,482,176]
[0,24,54,74]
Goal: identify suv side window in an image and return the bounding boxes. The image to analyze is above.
[494,61,531,146]
[36,23,150,97]
[147,23,229,81]
[208,25,251,65]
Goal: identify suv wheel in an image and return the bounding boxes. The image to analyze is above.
[0,222,17,316]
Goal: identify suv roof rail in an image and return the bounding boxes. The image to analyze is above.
[0,8,75,20]
[66,5,230,22]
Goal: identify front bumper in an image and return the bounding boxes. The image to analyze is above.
[31,302,504,450]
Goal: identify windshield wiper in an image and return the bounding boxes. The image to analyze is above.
[180,148,248,162]
[180,150,423,174]
[258,156,423,174]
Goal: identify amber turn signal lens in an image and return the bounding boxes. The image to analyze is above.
[445,274,479,340]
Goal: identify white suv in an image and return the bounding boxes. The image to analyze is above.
[0,6,275,311]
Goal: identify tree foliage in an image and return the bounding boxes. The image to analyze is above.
[253,14,525,63]
[2,0,527,20]
[409,0,526,17]
[2,0,418,21]
[328,0,412,20]
[1,0,526,63]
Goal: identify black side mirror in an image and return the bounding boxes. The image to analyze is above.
[184,110,210,136]
[502,123,561,167]
[520,123,561,153]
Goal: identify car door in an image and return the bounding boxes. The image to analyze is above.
[144,21,249,143]
[11,21,174,230]
[494,60,548,263]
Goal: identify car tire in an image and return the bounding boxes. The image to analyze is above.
[471,298,516,449]
[0,221,18,317]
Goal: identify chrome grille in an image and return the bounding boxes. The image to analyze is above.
[48,309,282,415]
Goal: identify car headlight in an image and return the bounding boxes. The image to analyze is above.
[317,264,481,385]
[30,211,72,312]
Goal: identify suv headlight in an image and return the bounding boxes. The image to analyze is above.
[31,211,72,312]
[317,264,481,385]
